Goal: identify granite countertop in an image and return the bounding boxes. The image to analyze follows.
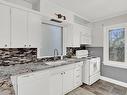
[0,58,87,95]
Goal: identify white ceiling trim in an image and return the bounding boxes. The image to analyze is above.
[91,10,127,22]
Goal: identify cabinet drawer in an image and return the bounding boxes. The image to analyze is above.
[74,68,81,76]
[75,62,83,68]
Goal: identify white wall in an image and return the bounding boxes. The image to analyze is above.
[88,14,127,83]
[91,14,127,47]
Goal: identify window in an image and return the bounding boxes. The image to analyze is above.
[109,28,125,62]
[104,24,127,68]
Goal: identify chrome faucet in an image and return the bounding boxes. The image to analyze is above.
[54,49,59,61]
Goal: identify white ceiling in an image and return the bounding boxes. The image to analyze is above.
[50,0,127,22]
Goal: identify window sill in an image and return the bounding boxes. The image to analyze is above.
[104,61,127,69]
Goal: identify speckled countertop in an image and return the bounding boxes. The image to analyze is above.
[0,58,87,95]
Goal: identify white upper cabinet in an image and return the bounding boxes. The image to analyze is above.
[0,2,43,48]
[80,26,92,45]
[73,24,82,47]
[0,4,10,48]
[64,23,81,47]
[64,23,91,48]
[28,12,42,48]
[11,8,28,48]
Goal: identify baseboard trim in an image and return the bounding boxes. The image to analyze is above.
[100,76,127,88]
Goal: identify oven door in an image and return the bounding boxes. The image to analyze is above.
[90,58,100,76]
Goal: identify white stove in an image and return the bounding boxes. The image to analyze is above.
[76,50,101,85]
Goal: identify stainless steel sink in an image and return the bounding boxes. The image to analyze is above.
[45,60,67,66]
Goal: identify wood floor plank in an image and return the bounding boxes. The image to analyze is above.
[66,80,127,95]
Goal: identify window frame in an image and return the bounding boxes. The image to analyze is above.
[103,23,127,69]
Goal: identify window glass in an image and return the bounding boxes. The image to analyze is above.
[109,28,125,62]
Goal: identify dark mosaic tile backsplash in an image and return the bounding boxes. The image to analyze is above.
[66,45,86,58]
[0,48,37,66]
[0,45,86,66]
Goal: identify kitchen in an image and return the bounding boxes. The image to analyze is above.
[0,0,127,95]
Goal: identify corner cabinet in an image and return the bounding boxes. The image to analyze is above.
[0,4,11,48]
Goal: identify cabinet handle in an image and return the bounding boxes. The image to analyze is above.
[24,45,27,47]
[29,45,31,47]
[5,44,7,47]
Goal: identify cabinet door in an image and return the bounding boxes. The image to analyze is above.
[73,24,81,47]
[63,69,74,94]
[80,26,91,45]
[64,25,73,47]
[28,13,42,48]
[0,4,10,48]
[65,24,80,47]
[18,70,50,95]
[11,8,28,48]
[50,73,63,95]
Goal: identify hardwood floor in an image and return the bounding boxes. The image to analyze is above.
[67,80,127,95]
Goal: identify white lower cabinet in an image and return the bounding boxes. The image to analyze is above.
[50,62,83,95]
[50,72,63,95]
[14,62,83,95]
[63,69,74,94]
[50,69,74,95]
[74,67,82,87]
[49,68,74,95]
[74,62,83,88]
[17,70,50,95]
